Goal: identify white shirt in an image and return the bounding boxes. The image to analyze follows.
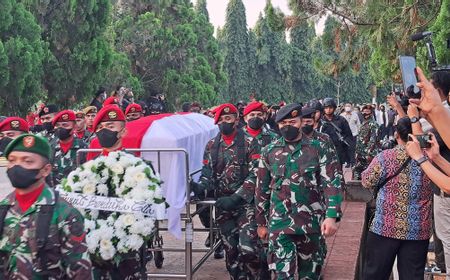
[340,111,361,136]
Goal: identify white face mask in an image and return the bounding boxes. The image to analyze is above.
[344,106,352,112]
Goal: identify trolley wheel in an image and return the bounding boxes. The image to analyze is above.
[154,250,164,269]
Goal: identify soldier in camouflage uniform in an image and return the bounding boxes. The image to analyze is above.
[255,103,343,280]
[51,110,88,186]
[89,105,146,279]
[37,104,59,147]
[353,105,379,180]
[191,103,260,280]
[217,101,278,279]
[0,134,92,279]
[75,111,93,144]
[83,106,98,134]
[0,117,29,157]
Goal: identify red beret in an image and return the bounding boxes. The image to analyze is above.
[243,101,266,116]
[93,105,126,130]
[103,96,119,106]
[52,110,76,126]
[214,103,238,124]
[125,103,142,115]
[0,117,29,132]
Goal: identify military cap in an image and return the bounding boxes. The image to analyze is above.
[52,110,76,126]
[93,105,126,130]
[214,103,238,124]
[75,111,85,119]
[103,96,119,106]
[301,107,316,119]
[275,103,302,123]
[125,103,142,116]
[4,134,51,160]
[83,106,98,115]
[38,104,58,117]
[243,101,267,117]
[0,117,29,132]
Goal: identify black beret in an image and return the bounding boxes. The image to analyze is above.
[38,104,58,117]
[301,107,316,119]
[275,103,302,123]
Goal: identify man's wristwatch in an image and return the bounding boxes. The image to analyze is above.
[416,155,429,165]
[410,116,419,123]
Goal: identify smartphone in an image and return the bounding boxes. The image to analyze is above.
[408,134,432,149]
[399,56,421,99]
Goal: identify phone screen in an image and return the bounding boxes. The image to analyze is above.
[399,56,421,99]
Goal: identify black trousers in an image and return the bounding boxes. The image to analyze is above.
[363,231,429,280]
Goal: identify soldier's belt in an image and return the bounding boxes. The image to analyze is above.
[59,191,166,219]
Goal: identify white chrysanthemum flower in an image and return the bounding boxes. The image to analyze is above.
[97,184,108,196]
[82,183,96,195]
[90,210,99,220]
[126,234,144,251]
[116,239,128,253]
[111,164,124,175]
[85,219,96,231]
[122,214,136,227]
[100,246,116,260]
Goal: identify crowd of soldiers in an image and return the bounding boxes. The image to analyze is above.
[0,84,396,279]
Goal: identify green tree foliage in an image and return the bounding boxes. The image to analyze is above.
[0,0,46,115]
[253,2,292,103]
[195,0,209,22]
[20,0,113,107]
[316,17,375,104]
[222,0,252,103]
[291,0,442,84]
[290,17,322,102]
[113,0,224,109]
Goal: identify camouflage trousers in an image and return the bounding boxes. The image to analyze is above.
[267,233,326,280]
[92,252,145,280]
[353,155,369,180]
[217,205,266,280]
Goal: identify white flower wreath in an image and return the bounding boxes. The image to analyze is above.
[59,151,165,263]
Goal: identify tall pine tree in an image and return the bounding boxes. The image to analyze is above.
[290,17,320,102]
[0,0,46,115]
[19,0,113,107]
[254,2,292,103]
[222,0,251,103]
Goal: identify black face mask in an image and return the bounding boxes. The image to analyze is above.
[7,165,42,189]
[43,122,53,132]
[280,125,300,141]
[96,129,120,148]
[55,127,72,141]
[248,117,265,130]
[0,137,13,153]
[219,122,235,136]
[301,124,314,135]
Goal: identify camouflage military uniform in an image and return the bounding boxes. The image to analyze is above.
[235,127,278,279]
[353,119,379,180]
[0,186,92,279]
[51,137,87,186]
[37,130,57,148]
[198,130,259,280]
[78,130,93,144]
[255,135,343,279]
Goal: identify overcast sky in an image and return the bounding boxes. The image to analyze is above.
[199,0,325,34]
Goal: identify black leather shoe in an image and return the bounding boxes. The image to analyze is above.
[214,244,224,259]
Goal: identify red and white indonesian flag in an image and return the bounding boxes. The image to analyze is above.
[89,113,218,239]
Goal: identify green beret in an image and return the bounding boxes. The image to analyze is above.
[275,103,302,123]
[4,134,51,160]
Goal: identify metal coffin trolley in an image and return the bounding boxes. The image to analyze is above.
[76,147,221,280]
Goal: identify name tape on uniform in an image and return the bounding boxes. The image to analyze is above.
[59,191,166,220]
